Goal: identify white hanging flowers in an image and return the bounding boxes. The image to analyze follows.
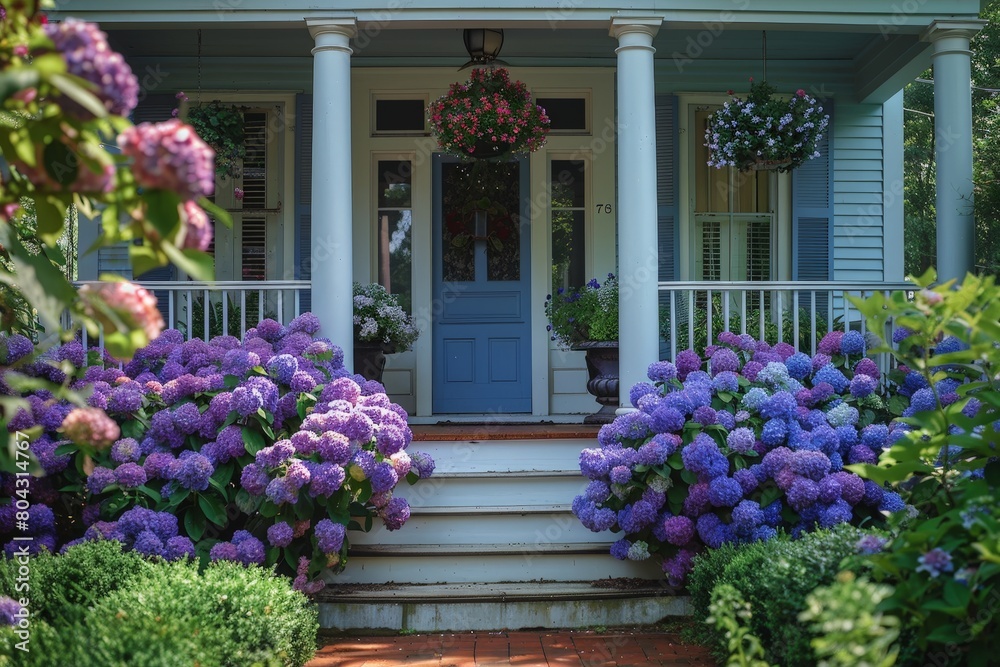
[705,79,830,172]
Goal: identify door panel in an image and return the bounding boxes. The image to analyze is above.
[432,156,531,413]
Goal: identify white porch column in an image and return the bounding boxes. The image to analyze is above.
[611,17,661,411]
[308,18,357,368]
[922,20,986,282]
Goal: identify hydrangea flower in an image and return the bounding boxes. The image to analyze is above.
[119,119,215,200]
[44,19,139,117]
[855,534,887,555]
[916,548,954,578]
[840,330,866,356]
[61,407,121,449]
[315,519,347,554]
[647,361,678,383]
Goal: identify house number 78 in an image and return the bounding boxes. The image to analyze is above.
[595,204,613,214]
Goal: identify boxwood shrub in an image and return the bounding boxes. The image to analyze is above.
[0,540,151,623]
[689,524,884,667]
[0,543,317,667]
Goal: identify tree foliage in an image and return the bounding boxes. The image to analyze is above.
[904,1,1000,275]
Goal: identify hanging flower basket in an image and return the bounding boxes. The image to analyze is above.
[427,67,550,160]
[704,79,829,173]
[184,99,249,180]
[750,158,793,171]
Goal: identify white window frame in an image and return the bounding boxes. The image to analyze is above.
[532,89,592,135]
[678,94,792,283]
[370,92,430,137]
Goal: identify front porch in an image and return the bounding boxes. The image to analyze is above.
[64,1,984,422]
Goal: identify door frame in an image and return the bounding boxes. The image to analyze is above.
[350,67,616,418]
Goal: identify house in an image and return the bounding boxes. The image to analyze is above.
[65,0,985,630]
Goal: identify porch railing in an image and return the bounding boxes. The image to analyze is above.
[657,280,914,364]
[70,280,312,347]
[66,279,914,371]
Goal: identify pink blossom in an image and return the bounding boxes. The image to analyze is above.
[119,119,215,200]
[61,407,120,449]
[79,281,165,345]
[179,201,213,252]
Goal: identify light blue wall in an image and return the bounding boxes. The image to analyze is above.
[832,103,888,281]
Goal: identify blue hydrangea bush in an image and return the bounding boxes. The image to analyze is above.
[573,330,904,584]
[0,313,434,593]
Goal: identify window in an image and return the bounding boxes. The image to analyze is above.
[208,105,283,284]
[372,95,428,135]
[536,97,589,132]
[376,159,413,313]
[550,159,586,291]
[692,106,774,282]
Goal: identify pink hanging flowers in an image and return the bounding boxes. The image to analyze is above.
[427,68,550,159]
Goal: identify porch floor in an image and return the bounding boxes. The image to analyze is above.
[308,629,717,666]
[410,423,601,441]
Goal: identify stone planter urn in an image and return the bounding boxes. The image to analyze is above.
[353,343,395,384]
[571,340,619,424]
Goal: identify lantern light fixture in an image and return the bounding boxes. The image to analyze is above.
[460,28,508,70]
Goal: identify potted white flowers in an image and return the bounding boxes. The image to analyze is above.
[352,282,419,382]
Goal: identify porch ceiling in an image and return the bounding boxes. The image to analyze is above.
[108,26,877,64]
[106,25,919,102]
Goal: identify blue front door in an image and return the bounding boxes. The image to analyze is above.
[432,155,531,413]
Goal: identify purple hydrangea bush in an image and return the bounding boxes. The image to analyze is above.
[0,313,434,593]
[573,330,904,585]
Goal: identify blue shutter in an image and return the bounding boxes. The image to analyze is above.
[656,94,679,282]
[792,100,834,315]
[295,93,313,313]
[655,94,679,360]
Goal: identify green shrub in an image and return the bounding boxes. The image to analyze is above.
[850,271,1000,666]
[689,525,882,667]
[688,539,770,627]
[0,555,317,667]
[0,541,151,623]
[86,560,317,667]
[706,584,770,667]
[799,571,900,667]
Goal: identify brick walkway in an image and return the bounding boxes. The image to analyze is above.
[309,630,717,666]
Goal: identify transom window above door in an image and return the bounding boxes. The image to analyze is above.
[372,94,429,135]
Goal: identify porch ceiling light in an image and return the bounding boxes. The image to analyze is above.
[460,28,508,70]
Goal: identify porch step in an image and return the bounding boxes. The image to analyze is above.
[326,429,668,630]
[348,509,607,546]
[316,582,691,632]
[349,543,609,556]
[408,438,594,475]
[409,504,572,515]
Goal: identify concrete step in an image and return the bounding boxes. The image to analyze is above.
[396,475,589,510]
[410,438,591,476]
[331,550,662,585]
[316,581,690,632]
[348,510,609,546]
[349,543,609,557]
[321,429,676,631]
